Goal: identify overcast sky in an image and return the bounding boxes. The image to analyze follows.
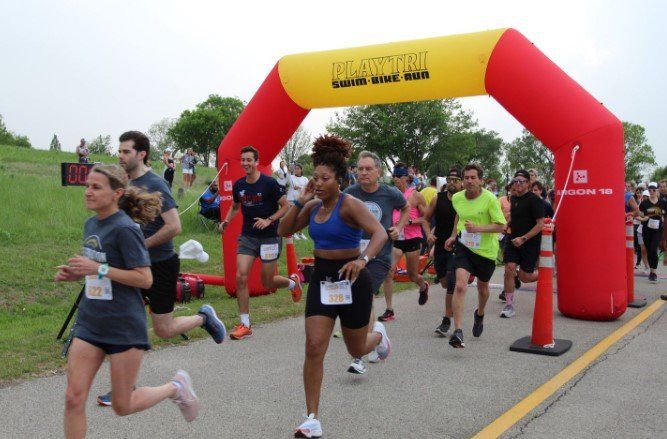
[1,0,665,169]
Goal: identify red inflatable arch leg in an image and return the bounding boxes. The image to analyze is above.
[485,30,626,320]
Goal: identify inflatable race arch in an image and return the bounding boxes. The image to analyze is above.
[217,28,626,321]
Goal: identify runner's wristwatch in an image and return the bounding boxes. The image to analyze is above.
[97,263,109,279]
[358,255,370,264]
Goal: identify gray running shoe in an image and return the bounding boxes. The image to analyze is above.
[435,316,451,337]
[500,304,516,318]
[171,370,199,422]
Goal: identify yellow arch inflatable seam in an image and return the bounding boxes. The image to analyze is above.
[277,28,507,109]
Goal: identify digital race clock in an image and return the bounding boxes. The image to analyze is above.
[60,162,95,186]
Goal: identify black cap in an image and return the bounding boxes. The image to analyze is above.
[514,169,530,180]
[448,167,461,178]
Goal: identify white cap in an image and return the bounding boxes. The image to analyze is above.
[642,190,650,197]
[179,239,209,263]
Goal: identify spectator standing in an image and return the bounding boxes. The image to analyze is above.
[162,149,175,189]
[287,163,309,240]
[76,138,89,164]
[638,182,667,282]
[181,149,196,189]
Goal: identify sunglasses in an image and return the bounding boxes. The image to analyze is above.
[649,188,657,191]
[446,177,461,182]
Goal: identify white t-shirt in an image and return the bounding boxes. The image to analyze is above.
[275,168,288,186]
[287,175,309,201]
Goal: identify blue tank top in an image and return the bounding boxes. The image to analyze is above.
[624,191,633,213]
[309,194,362,250]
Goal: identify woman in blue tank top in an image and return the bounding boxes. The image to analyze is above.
[279,135,390,438]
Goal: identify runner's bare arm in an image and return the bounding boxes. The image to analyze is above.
[409,191,429,225]
[145,208,182,249]
[219,202,241,232]
[423,195,437,222]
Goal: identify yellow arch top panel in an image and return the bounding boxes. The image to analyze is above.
[278,29,507,109]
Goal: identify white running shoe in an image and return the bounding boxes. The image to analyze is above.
[373,321,391,360]
[347,358,366,374]
[500,304,515,318]
[368,350,380,363]
[294,413,322,438]
[170,370,199,422]
[299,233,308,240]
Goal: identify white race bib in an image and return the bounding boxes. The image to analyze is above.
[460,230,482,250]
[260,243,279,260]
[85,275,113,300]
[320,280,353,305]
[359,239,370,253]
[648,218,660,230]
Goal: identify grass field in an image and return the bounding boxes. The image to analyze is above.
[0,145,417,384]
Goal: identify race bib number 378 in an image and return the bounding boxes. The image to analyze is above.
[320,280,353,305]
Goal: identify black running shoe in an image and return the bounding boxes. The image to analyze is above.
[449,329,465,348]
[378,309,395,322]
[515,276,522,289]
[418,282,430,306]
[435,316,451,337]
[472,309,484,337]
[648,272,658,283]
[499,290,506,302]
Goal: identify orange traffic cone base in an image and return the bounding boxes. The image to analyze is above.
[509,336,572,357]
[628,297,647,308]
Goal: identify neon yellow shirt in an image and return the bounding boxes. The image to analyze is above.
[420,186,438,206]
[452,188,506,260]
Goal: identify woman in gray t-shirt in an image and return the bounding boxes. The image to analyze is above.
[56,165,200,433]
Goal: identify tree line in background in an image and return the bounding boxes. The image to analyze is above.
[0,115,32,148]
[4,95,660,184]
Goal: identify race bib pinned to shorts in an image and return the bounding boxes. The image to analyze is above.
[648,219,660,230]
[460,230,481,250]
[359,239,370,253]
[260,243,279,260]
[85,275,113,300]
[320,280,353,305]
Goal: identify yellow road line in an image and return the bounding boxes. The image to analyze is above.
[473,299,665,439]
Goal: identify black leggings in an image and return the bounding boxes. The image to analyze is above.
[642,226,663,270]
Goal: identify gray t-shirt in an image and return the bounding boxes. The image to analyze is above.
[182,154,196,170]
[130,171,178,262]
[74,210,151,346]
[344,183,406,263]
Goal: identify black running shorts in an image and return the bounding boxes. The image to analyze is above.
[141,254,179,314]
[305,257,373,329]
[503,239,540,273]
[453,243,496,283]
[393,237,421,253]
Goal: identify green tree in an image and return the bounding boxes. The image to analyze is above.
[327,99,475,173]
[147,117,176,160]
[623,121,656,181]
[504,129,554,185]
[280,126,311,167]
[88,135,111,155]
[0,114,32,148]
[295,152,314,176]
[49,134,62,152]
[650,166,667,182]
[168,95,245,167]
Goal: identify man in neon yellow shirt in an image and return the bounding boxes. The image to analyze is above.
[420,176,438,206]
[445,164,506,348]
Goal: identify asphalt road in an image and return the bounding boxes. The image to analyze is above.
[1,267,665,438]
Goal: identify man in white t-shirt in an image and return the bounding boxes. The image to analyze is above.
[287,163,309,239]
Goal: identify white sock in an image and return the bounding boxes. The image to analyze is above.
[288,279,296,290]
[240,313,250,327]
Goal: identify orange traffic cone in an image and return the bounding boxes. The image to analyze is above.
[510,219,572,356]
[626,215,646,308]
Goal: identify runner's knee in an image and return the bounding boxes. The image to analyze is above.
[64,387,86,412]
[305,340,327,362]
